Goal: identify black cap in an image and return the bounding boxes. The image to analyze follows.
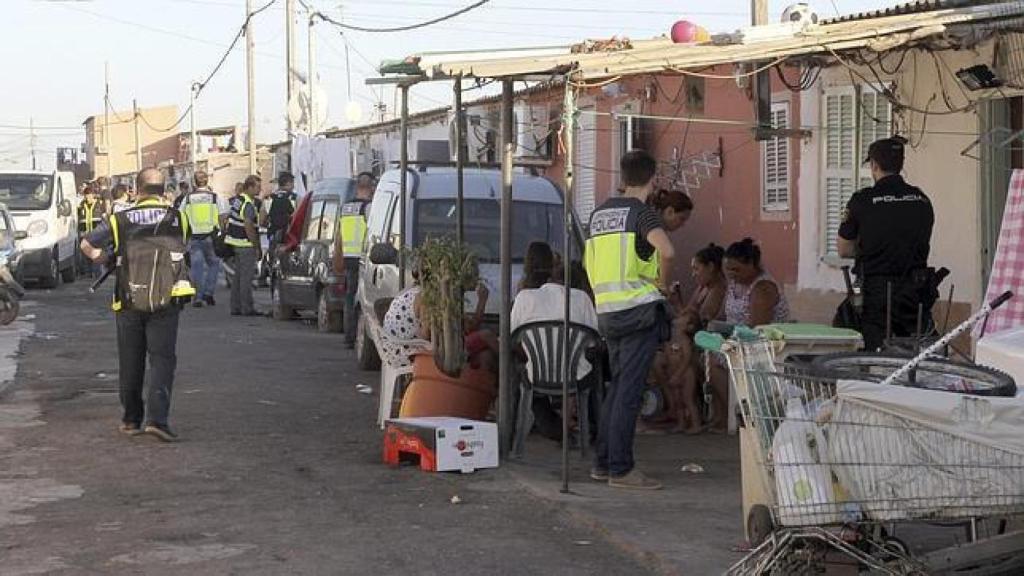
[864,136,907,167]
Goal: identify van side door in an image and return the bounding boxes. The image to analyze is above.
[359,189,395,316]
[54,175,75,261]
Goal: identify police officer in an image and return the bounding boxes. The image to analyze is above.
[337,172,375,348]
[77,183,106,276]
[266,172,297,248]
[584,150,675,491]
[222,175,262,316]
[79,167,192,442]
[178,171,221,307]
[838,136,935,351]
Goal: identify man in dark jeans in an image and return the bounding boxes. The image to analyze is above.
[338,172,376,348]
[584,151,675,490]
[79,167,188,442]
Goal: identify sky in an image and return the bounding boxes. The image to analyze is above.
[2,0,899,171]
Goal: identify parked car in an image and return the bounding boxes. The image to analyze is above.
[355,166,582,370]
[270,177,356,332]
[0,170,78,287]
[0,203,26,324]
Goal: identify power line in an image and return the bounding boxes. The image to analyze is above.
[342,0,744,16]
[314,0,492,33]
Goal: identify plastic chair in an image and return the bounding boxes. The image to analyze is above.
[374,297,431,428]
[510,320,603,458]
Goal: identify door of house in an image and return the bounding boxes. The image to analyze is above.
[979,96,1024,288]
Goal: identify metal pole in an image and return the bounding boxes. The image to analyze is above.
[104,62,111,182]
[454,75,465,245]
[246,0,257,174]
[133,99,141,171]
[308,14,318,137]
[560,80,577,494]
[190,83,198,167]
[30,118,36,171]
[498,80,514,458]
[398,84,409,291]
[285,0,296,136]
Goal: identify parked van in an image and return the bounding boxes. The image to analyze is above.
[271,177,356,332]
[354,167,581,370]
[0,171,78,287]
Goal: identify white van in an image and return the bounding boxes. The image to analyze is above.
[0,171,79,287]
[354,166,582,370]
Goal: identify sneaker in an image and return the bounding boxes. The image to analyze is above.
[589,467,609,481]
[608,469,662,490]
[119,422,143,436]
[203,295,216,307]
[144,424,179,442]
[191,300,205,308]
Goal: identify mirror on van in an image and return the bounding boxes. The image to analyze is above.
[14,231,27,241]
[368,243,398,265]
[58,199,72,218]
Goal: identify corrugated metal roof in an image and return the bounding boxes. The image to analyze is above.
[822,0,1003,24]
[392,1,1023,82]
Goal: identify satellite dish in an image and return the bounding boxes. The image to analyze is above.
[287,83,329,133]
[345,101,363,124]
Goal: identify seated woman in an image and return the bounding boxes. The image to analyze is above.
[706,238,791,432]
[651,243,726,434]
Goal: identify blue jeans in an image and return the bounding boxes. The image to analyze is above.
[188,236,221,299]
[595,327,659,477]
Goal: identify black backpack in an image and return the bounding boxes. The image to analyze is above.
[267,193,296,232]
[113,208,192,313]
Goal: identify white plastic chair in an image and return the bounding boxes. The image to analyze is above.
[372,297,431,428]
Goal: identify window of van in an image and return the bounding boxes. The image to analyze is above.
[320,201,340,242]
[305,200,326,241]
[0,174,53,211]
[365,191,393,245]
[414,199,565,263]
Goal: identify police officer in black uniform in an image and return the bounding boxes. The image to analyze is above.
[837,136,935,351]
[80,167,191,442]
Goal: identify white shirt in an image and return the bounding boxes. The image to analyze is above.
[511,283,599,381]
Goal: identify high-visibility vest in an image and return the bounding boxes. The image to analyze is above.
[584,203,663,315]
[225,193,255,248]
[339,200,368,258]
[180,190,219,236]
[78,199,103,233]
[109,197,194,311]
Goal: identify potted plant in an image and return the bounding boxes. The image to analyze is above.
[398,237,496,420]
[412,236,478,377]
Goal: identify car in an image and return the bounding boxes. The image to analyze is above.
[270,177,356,332]
[354,166,582,371]
[0,171,78,288]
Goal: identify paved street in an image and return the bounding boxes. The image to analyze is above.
[0,283,652,576]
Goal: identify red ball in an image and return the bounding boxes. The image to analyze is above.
[671,20,698,44]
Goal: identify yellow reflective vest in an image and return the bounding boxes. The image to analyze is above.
[225,194,255,248]
[339,200,369,258]
[584,202,663,315]
[180,189,219,236]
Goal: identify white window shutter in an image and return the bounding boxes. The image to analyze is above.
[763,102,790,212]
[822,86,857,257]
[858,88,894,189]
[574,108,597,223]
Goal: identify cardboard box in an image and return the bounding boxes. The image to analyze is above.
[383,417,499,473]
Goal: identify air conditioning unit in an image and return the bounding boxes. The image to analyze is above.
[515,103,553,159]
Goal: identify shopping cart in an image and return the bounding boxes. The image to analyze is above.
[697,315,1024,575]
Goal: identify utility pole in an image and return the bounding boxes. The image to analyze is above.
[308,13,318,137]
[246,0,258,175]
[104,62,111,182]
[133,99,141,172]
[190,82,199,167]
[286,0,297,136]
[751,0,772,139]
[29,118,36,171]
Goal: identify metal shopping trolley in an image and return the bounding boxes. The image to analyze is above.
[697,309,1024,575]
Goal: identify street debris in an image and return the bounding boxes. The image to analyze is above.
[573,540,592,546]
[450,495,461,505]
[680,463,705,474]
[257,400,279,406]
[355,384,373,395]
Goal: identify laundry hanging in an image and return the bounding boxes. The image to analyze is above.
[979,169,1024,336]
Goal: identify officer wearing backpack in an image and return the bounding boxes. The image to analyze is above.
[178,171,222,307]
[266,172,297,250]
[80,167,195,442]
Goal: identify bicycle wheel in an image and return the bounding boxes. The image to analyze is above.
[810,352,1017,397]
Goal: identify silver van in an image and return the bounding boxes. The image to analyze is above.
[354,166,579,370]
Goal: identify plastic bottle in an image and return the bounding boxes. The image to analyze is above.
[772,397,838,526]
